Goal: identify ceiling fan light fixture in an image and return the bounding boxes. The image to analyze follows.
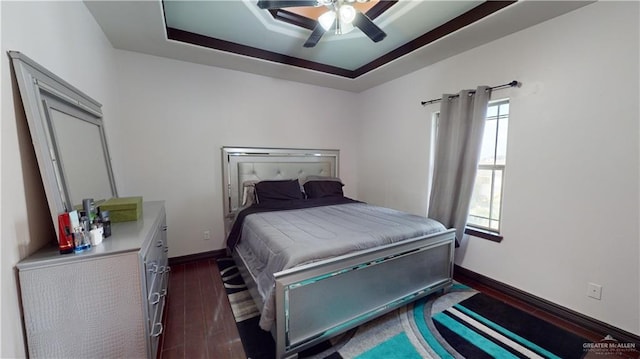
[258,0,384,47]
[318,10,336,31]
[338,21,354,34]
[339,4,356,24]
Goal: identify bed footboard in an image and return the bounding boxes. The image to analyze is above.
[273,229,455,359]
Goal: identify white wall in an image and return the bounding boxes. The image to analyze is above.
[1,1,118,357]
[110,51,361,257]
[357,1,639,336]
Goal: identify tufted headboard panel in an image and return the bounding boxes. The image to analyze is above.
[221,147,339,231]
[237,162,333,186]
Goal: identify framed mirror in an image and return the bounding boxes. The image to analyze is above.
[9,51,117,231]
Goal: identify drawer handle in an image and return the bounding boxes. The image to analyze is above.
[148,263,158,273]
[158,265,166,274]
[161,225,168,231]
[164,246,169,253]
[150,292,161,305]
[151,322,163,337]
[156,240,163,248]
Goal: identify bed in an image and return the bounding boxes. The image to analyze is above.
[221,147,455,359]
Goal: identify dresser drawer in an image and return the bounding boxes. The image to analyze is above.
[149,297,165,359]
[143,225,168,294]
[143,228,166,264]
[147,269,168,322]
[150,272,168,325]
[149,272,168,359]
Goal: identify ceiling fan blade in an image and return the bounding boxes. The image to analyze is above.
[303,23,328,48]
[257,0,319,9]
[353,11,386,42]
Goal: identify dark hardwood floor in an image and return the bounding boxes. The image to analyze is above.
[159,258,638,359]
[159,259,245,359]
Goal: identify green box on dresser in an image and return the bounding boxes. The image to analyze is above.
[100,196,143,222]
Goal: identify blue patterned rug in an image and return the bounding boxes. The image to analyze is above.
[217,257,590,359]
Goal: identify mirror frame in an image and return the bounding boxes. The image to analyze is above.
[9,51,118,229]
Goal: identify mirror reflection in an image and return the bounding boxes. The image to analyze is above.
[45,96,115,209]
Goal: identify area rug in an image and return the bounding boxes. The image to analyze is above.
[217,257,589,359]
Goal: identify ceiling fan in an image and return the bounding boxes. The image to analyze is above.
[257,0,387,48]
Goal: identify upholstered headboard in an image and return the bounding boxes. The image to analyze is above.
[221,147,339,229]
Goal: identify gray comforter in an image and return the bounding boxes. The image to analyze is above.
[234,202,446,330]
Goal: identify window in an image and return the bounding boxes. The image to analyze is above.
[466,99,509,239]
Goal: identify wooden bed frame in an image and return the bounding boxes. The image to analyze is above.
[221,147,455,359]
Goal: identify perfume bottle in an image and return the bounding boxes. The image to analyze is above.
[57,213,74,254]
[82,198,96,223]
[100,210,111,238]
[73,216,92,253]
[73,227,89,253]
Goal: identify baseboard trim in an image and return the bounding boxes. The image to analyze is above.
[168,249,226,266]
[454,265,640,346]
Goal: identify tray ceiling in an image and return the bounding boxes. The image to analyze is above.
[85,1,593,92]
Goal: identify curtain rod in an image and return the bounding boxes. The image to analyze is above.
[420,80,521,106]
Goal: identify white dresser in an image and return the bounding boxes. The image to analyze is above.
[17,201,169,359]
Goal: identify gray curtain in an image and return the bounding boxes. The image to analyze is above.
[428,86,492,245]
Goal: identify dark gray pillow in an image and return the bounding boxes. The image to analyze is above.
[255,179,304,203]
[303,180,344,199]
